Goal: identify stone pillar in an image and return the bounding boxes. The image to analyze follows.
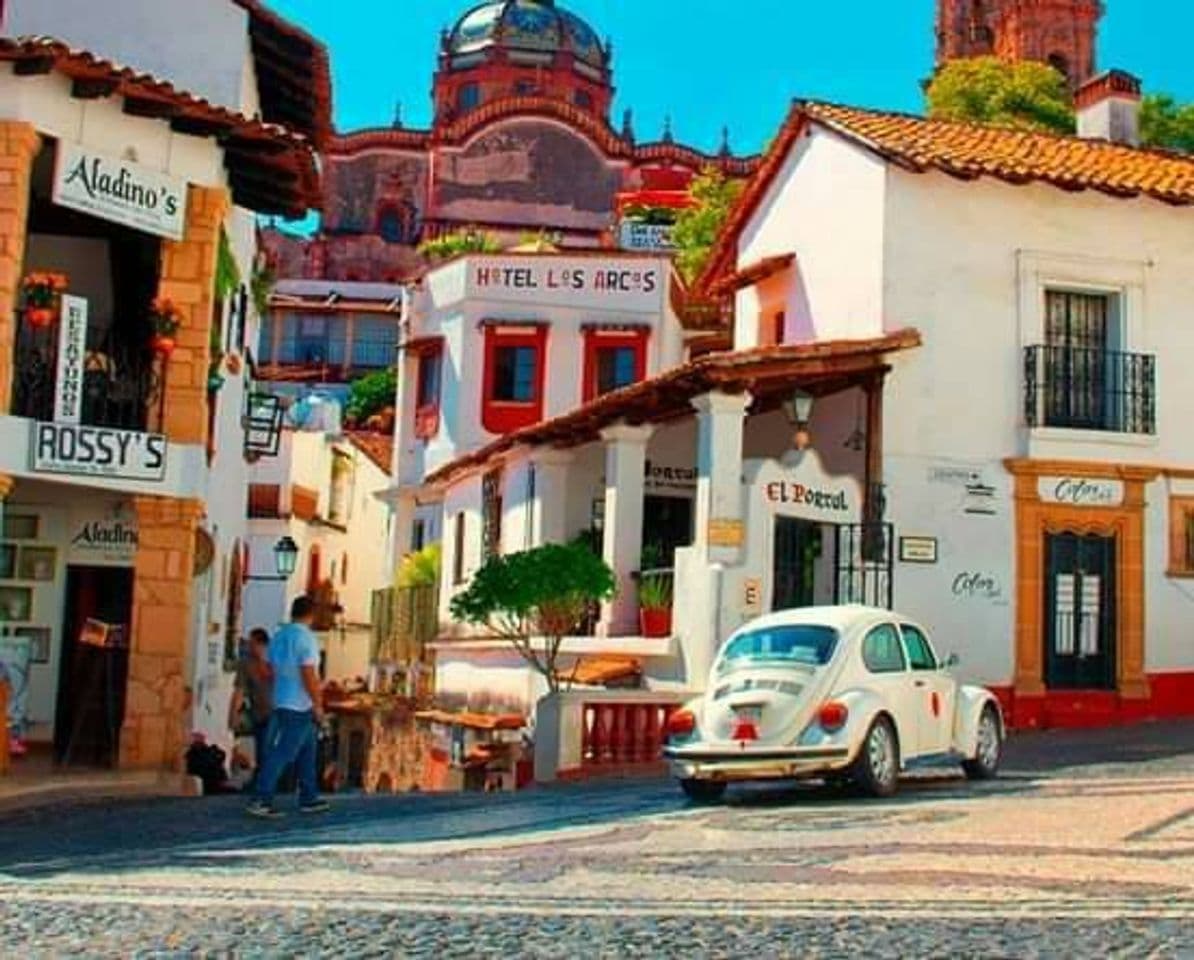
[0,122,40,415]
[599,423,653,637]
[692,392,749,565]
[388,491,417,582]
[121,496,202,772]
[530,450,573,547]
[157,185,230,445]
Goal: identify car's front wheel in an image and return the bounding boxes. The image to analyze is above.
[850,716,899,798]
[963,704,1002,780]
[680,778,727,804]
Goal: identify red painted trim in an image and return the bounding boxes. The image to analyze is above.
[481,324,548,435]
[990,672,1194,731]
[582,327,648,403]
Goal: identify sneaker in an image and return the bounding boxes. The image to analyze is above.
[298,799,331,815]
[245,801,284,820]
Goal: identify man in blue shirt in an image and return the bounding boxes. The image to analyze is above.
[246,596,330,818]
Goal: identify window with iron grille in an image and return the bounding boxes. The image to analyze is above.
[482,471,503,560]
[1025,290,1154,435]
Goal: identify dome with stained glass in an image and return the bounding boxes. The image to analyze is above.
[447,0,607,69]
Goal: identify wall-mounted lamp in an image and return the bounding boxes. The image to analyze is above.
[782,388,816,451]
[245,536,300,582]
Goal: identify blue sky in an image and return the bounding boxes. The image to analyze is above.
[269,0,1194,155]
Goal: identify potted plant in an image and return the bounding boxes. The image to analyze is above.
[638,572,673,638]
[149,298,182,357]
[20,272,68,328]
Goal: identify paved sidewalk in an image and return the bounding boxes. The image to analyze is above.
[0,720,1191,957]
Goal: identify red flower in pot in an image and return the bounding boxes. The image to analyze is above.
[20,272,68,328]
[150,297,182,357]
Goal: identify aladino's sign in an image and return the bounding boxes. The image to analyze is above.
[31,423,167,482]
[54,295,88,424]
[1039,477,1125,508]
[53,143,187,241]
[67,503,139,566]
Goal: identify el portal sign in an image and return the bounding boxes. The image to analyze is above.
[53,143,187,241]
[31,422,167,483]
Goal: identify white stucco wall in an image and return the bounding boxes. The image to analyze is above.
[4,0,256,115]
[734,128,888,348]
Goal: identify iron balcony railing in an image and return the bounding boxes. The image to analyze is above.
[1024,345,1156,435]
[11,316,164,433]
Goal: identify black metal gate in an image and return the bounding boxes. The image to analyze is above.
[1045,533,1117,690]
[772,518,818,611]
[834,523,894,610]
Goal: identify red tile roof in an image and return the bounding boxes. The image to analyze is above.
[701,100,1194,293]
[707,253,795,297]
[0,36,320,217]
[425,328,920,487]
[346,431,394,477]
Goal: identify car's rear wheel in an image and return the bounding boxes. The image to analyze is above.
[680,779,727,804]
[963,704,1002,780]
[850,716,899,798]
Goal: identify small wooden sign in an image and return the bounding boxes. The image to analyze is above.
[899,537,939,564]
[742,578,763,615]
[708,519,745,548]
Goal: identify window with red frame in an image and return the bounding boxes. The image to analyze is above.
[583,329,647,402]
[415,345,443,439]
[482,325,548,433]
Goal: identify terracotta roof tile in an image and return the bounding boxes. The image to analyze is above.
[700,100,1194,293]
[346,431,394,477]
[424,328,920,487]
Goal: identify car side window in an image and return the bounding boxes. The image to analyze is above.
[901,626,938,671]
[862,624,907,674]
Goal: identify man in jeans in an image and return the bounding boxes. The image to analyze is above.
[246,596,330,818]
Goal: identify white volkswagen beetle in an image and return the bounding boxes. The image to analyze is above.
[664,606,1004,802]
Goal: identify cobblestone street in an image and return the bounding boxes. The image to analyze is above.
[0,721,1191,958]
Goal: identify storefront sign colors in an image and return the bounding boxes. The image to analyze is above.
[1038,477,1125,508]
[52,143,187,241]
[54,295,88,424]
[31,423,167,482]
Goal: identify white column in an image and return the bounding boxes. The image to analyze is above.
[692,392,749,566]
[387,492,418,580]
[530,450,573,547]
[599,423,653,637]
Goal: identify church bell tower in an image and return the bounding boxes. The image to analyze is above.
[935,0,1104,90]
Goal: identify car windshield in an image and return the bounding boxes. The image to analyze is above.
[718,625,838,671]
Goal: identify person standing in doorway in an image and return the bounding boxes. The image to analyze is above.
[246,597,330,818]
[229,628,273,788]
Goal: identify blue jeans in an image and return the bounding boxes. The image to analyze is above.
[254,709,319,807]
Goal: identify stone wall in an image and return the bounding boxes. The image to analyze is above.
[0,122,40,414]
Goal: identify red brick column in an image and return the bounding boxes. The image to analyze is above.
[120,496,203,772]
[0,122,40,414]
[156,185,229,445]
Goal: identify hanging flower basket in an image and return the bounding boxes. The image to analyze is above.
[149,297,182,357]
[20,272,68,328]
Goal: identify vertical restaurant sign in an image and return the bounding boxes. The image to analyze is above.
[54,295,88,424]
[52,143,187,241]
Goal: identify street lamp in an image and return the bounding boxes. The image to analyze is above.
[782,388,816,451]
[246,536,300,582]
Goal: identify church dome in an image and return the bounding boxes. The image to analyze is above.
[448,0,607,69]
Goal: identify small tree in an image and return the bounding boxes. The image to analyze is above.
[1141,94,1194,153]
[345,367,397,425]
[927,57,1075,135]
[671,167,743,284]
[449,543,616,693]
